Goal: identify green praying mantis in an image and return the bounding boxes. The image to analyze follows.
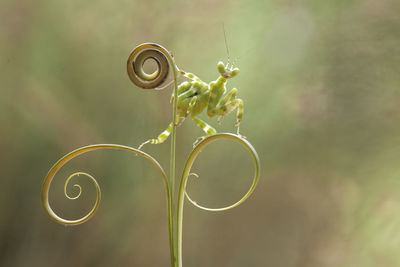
[127,43,244,149]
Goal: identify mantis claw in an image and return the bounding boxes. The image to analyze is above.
[193,136,206,148]
[234,120,241,128]
[235,125,246,139]
[217,116,222,125]
[138,140,150,151]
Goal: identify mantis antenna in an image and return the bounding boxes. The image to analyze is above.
[222,23,231,67]
[222,24,240,68]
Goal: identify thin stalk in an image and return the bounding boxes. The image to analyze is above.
[169,58,180,267]
[170,65,179,204]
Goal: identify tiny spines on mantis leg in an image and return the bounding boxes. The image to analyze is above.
[138,61,244,150]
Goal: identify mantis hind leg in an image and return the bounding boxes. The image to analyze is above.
[192,117,216,135]
[138,122,173,150]
[191,117,217,147]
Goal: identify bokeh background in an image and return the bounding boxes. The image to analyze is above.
[1,0,400,266]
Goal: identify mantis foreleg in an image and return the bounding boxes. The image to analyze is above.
[191,117,217,147]
[217,98,244,126]
[209,87,244,126]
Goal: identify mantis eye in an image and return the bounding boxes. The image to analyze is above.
[230,68,239,78]
[217,61,226,76]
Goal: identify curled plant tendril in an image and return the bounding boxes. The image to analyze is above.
[127,43,174,89]
[64,172,94,200]
[42,144,170,226]
[183,133,260,212]
[176,133,260,265]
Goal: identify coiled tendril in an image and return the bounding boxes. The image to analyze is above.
[127,43,172,89]
[64,172,96,200]
[182,133,260,211]
[176,133,260,265]
[41,144,169,226]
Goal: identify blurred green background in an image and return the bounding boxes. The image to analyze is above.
[1,0,400,266]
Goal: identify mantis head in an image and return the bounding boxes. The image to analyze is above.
[217,61,239,79]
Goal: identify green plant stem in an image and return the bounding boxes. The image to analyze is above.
[169,56,180,267]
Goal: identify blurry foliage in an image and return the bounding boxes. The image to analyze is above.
[1,0,400,266]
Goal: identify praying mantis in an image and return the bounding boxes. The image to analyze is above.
[127,43,244,149]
